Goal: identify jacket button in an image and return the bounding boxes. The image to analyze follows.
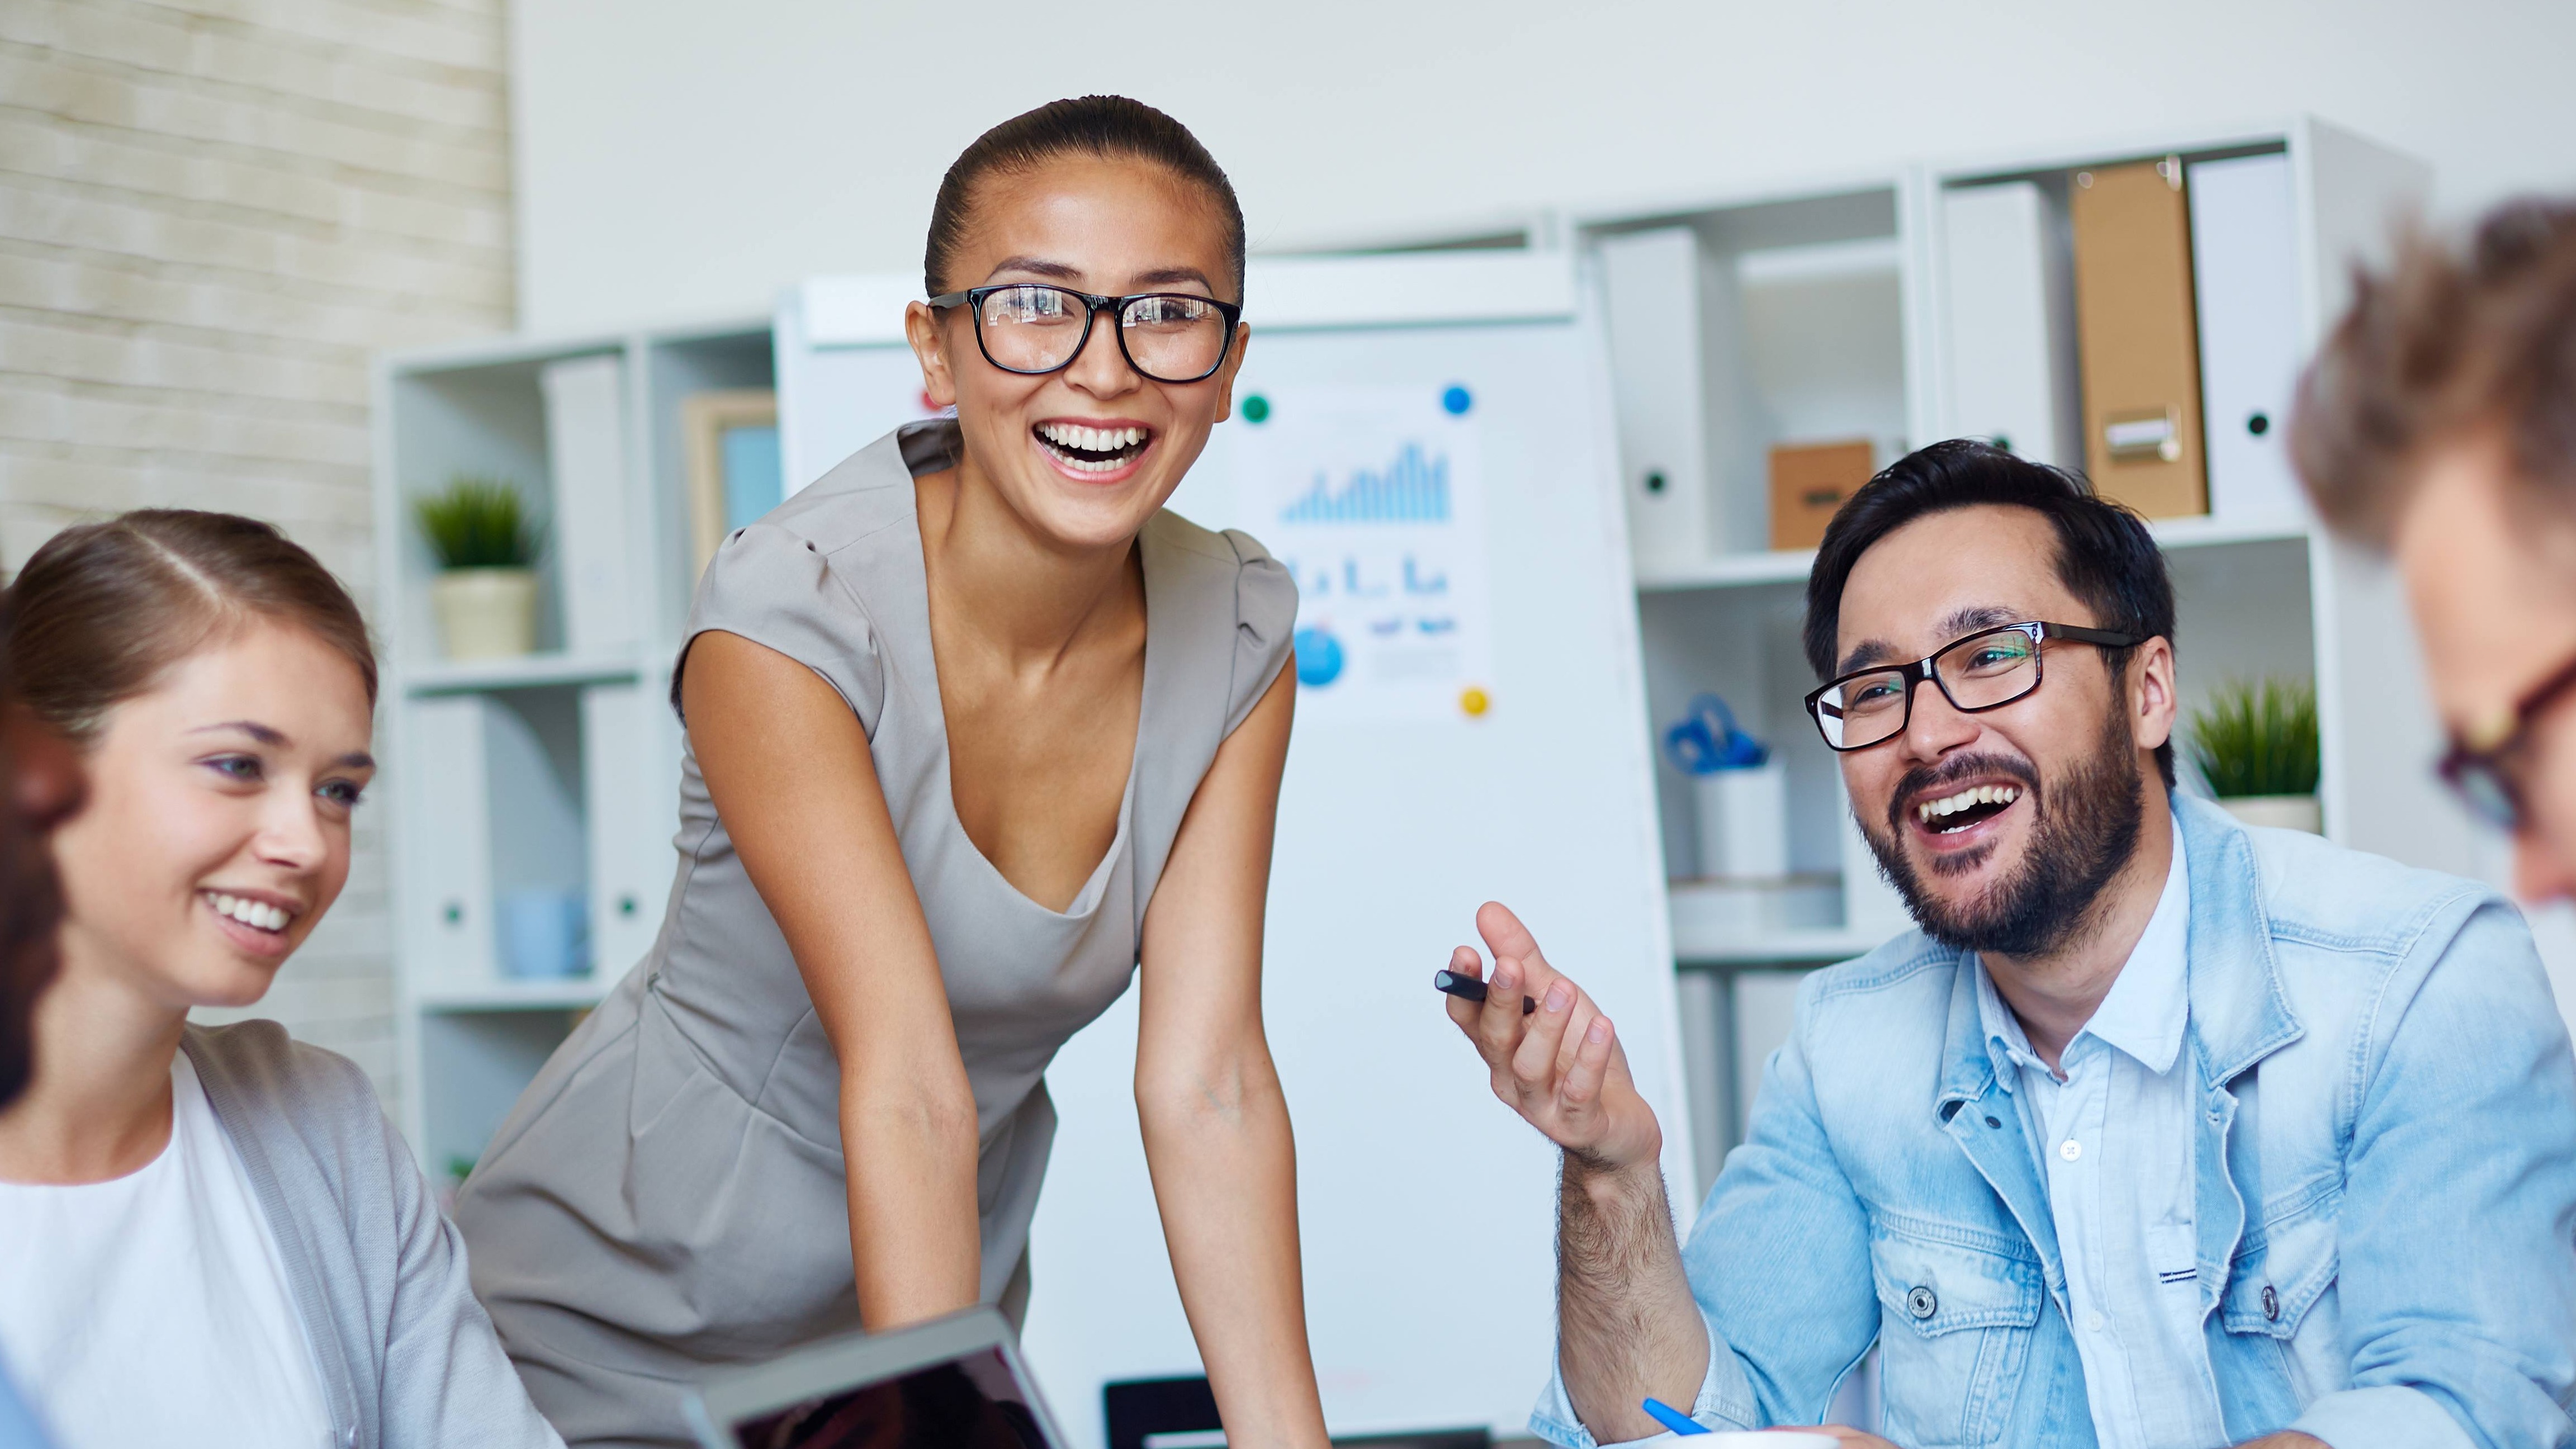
[1906,1286,1938,1320]
[2260,1285,2279,1322]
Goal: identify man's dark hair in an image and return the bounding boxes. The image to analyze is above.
[2293,197,2576,546]
[1802,439,2179,788]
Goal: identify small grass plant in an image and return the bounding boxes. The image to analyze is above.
[2187,678,2321,799]
[415,474,540,570]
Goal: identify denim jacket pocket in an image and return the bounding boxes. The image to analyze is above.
[1870,1225,2044,1448]
[2217,1189,2343,1421]
[2219,1197,2339,1338]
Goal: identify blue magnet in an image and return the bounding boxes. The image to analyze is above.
[1292,627,1344,687]
[1441,385,1472,416]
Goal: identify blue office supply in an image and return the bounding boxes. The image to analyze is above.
[1662,693,1769,775]
[1640,1398,1710,1436]
[499,888,590,979]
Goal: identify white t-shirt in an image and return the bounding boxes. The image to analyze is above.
[0,1051,334,1449]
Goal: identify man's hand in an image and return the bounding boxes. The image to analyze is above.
[1443,901,1663,1171]
[1443,901,1704,1444]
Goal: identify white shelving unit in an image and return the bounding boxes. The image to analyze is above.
[372,315,773,1181]
[1564,118,2444,1173]
[371,115,2451,1198]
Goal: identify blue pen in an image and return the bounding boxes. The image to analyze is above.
[1640,1399,1708,1436]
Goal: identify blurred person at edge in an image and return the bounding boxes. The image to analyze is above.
[0,512,561,1449]
[2293,198,2576,900]
[1443,444,2576,1449]
[0,611,87,1449]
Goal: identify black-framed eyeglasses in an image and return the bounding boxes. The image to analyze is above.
[926,283,1242,385]
[2437,646,2576,831]
[1803,621,2144,752]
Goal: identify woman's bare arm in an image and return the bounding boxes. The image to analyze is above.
[1134,665,1329,1449]
[683,629,982,1326]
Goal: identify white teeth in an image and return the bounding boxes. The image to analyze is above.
[206,891,288,932]
[1037,422,1146,456]
[1915,784,2021,826]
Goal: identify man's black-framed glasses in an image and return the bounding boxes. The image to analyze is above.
[2437,646,2576,831]
[926,284,1242,385]
[1804,621,2144,752]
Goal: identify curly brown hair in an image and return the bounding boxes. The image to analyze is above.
[2292,197,2576,547]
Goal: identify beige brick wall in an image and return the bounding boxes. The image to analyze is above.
[1,0,515,1111]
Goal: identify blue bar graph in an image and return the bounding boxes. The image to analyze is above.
[1280,442,1450,524]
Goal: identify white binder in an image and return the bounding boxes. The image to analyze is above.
[399,694,495,988]
[2190,151,2307,523]
[542,354,641,650]
[1939,181,2078,468]
[1600,229,1719,574]
[581,680,681,977]
[481,696,586,907]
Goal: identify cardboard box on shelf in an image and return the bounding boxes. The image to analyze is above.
[1768,438,1875,550]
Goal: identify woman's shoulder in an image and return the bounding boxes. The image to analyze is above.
[718,423,932,561]
[676,425,944,723]
[1145,510,1292,605]
[1145,511,1296,735]
[182,1019,385,1133]
[181,1021,414,1219]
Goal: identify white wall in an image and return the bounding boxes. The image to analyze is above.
[4,0,517,1110]
[510,0,2576,334]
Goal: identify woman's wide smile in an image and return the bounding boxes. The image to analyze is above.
[1031,415,1157,485]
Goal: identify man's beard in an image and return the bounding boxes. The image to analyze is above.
[1860,707,2146,958]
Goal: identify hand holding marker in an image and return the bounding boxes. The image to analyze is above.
[1432,968,1536,1015]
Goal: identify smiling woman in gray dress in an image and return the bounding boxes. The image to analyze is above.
[453,97,1330,1449]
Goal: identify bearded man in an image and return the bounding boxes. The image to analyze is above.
[1443,442,2576,1449]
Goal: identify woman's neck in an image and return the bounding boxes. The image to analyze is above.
[0,934,186,1185]
[918,459,1142,667]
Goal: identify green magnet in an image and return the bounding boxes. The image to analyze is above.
[1242,394,1270,423]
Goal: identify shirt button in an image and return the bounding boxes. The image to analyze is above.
[2059,1138,2082,1161]
[2084,1310,2106,1332]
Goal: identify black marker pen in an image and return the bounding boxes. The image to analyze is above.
[1433,968,1538,1015]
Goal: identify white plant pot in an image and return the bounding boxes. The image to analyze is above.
[430,567,538,660]
[1691,762,1789,879]
[2218,793,2322,834]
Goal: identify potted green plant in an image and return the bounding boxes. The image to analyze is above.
[416,475,542,660]
[2187,678,2322,833]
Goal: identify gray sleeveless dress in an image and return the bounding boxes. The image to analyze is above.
[454,420,1295,1448]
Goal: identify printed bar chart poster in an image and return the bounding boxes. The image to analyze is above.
[1234,384,1491,724]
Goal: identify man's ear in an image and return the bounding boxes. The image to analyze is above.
[2130,636,2179,754]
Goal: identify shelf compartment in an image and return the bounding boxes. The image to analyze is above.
[402,648,648,695]
[1633,515,2313,593]
[414,977,613,1012]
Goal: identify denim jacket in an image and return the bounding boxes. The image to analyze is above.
[1534,797,2576,1449]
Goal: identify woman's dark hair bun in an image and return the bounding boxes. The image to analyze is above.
[925,95,1244,300]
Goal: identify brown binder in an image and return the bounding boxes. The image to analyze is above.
[2070,157,2208,517]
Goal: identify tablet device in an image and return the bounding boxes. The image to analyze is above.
[684,1306,1073,1449]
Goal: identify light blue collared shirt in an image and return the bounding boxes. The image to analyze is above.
[1976,840,2231,1449]
[0,1355,48,1449]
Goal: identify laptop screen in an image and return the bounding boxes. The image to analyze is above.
[725,1343,1049,1449]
